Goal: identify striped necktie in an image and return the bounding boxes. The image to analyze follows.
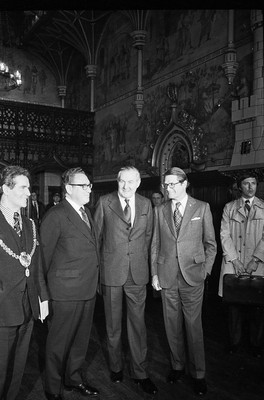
[13,212,21,236]
[173,202,182,235]
[124,199,131,225]
[245,200,251,215]
[80,207,91,229]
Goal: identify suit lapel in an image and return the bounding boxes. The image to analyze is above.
[63,200,95,242]
[108,192,128,225]
[163,201,177,239]
[177,196,197,237]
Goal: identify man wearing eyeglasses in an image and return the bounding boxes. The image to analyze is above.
[94,166,158,395]
[40,167,99,400]
[151,167,216,396]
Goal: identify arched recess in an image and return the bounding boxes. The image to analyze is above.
[151,123,193,178]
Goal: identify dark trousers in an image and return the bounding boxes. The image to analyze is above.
[0,319,34,400]
[161,271,205,379]
[228,304,264,347]
[103,275,148,379]
[45,298,96,395]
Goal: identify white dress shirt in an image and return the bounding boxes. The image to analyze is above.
[118,194,135,226]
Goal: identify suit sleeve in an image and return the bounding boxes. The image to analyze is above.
[203,203,217,274]
[220,204,238,263]
[40,209,61,273]
[145,200,153,249]
[151,206,160,276]
[33,225,49,301]
[93,197,105,244]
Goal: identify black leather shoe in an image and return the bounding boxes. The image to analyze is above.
[134,378,158,395]
[45,392,63,400]
[167,369,184,383]
[65,382,99,396]
[110,370,123,383]
[193,378,207,396]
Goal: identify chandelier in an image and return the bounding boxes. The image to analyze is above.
[0,12,22,91]
[0,62,22,91]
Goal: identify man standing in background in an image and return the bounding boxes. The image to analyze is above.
[219,173,264,358]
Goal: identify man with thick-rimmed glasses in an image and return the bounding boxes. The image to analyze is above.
[151,167,216,396]
[40,167,100,400]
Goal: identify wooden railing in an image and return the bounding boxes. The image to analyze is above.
[0,99,94,172]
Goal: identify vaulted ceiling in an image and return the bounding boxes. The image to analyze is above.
[5,9,150,86]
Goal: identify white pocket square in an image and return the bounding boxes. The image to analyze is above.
[191,217,201,221]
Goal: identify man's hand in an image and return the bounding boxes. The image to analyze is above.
[152,275,162,291]
[245,259,259,275]
[232,259,245,275]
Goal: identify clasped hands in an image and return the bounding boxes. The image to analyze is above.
[232,258,259,276]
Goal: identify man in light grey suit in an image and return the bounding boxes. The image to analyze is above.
[151,167,216,396]
[94,166,158,395]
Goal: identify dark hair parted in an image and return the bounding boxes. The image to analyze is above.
[0,165,30,194]
[237,172,258,188]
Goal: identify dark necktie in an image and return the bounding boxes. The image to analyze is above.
[173,202,182,235]
[13,212,21,237]
[79,207,91,229]
[124,199,131,225]
[33,201,39,219]
[245,200,251,215]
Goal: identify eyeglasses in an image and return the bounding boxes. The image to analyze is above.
[162,182,182,189]
[69,183,92,190]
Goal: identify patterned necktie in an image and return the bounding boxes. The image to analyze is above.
[13,212,21,237]
[124,199,131,224]
[79,207,91,229]
[173,202,182,235]
[245,200,251,215]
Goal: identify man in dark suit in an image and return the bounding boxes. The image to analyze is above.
[94,166,158,395]
[40,167,99,400]
[45,192,61,212]
[0,165,49,400]
[29,191,45,229]
[151,167,216,396]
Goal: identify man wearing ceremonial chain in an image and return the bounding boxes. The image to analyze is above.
[0,165,49,400]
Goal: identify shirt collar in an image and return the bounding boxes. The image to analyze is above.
[242,196,254,206]
[0,203,21,227]
[118,193,135,208]
[65,196,84,214]
[172,194,188,210]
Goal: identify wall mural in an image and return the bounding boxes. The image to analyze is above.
[0,48,60,106]
[94,9,252,180]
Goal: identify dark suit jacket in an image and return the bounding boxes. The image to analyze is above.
[151,196,217,287]
[0,211,49,326]
[94,191,153,286]
[40,199,99,301]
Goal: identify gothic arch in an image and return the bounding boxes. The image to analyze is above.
[152,123,193,177]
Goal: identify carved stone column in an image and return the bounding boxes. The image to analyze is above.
[57,85,67,108]
[251,10,263,151]
[130,30,147,117]
[222,10,238,85]
[85,64,97,112]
